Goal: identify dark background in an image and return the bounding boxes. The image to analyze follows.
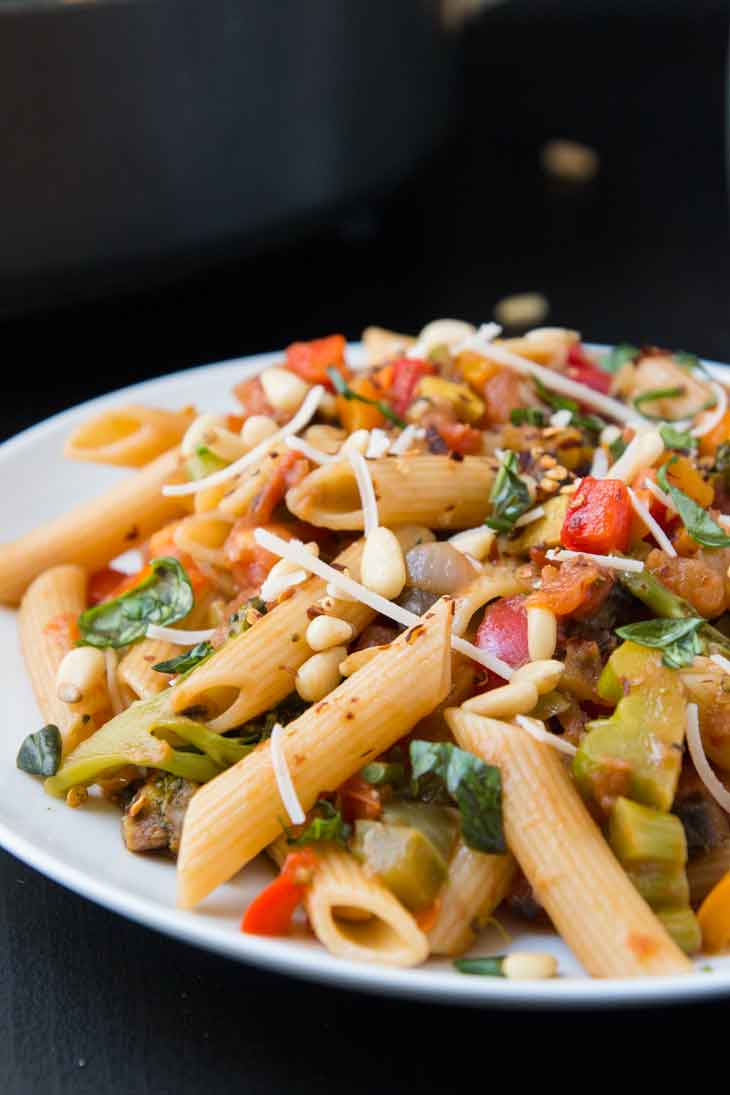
[2,1,729,1091]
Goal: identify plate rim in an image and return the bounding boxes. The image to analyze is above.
[2,342,729,1010]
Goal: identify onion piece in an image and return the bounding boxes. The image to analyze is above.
[405,542,480,595]
[270,722,306,825]
[686,702,730,814]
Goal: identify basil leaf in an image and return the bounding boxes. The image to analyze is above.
[510,407,546,427]
[609,435,627,461]
[227,596,267,640]
[453,956,506,977]
[327,367,406,428]
[634,386,685,412]
[657,461,730,548]
[615,617,705,669]
[485,451,532,533]
[659,424,697,452]
[287,800,351,846]
[409,740,505,854]
[604,343,639,374]
[152,640,213,675]
[17,724,62,776]
[532,379,604,435]
[78,557,194,649]
[360,761,405,786]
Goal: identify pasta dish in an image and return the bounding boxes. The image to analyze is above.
[7,320,730,981]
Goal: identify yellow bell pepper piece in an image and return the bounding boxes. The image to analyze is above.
[416,376,485,424]
[697,870,730,952]
[660,453,714,508]
[455,350,501,393]
[336,376,386,433]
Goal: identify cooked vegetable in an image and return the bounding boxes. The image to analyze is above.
[409,740,505,854]
[16,724,62,777]
[655,906,702,955]
[560,477,632,555]
[78,557,194,649]
[287,801,351,847]
[504,494,569,554]
[634,386,686,414]
[657,460,729,549]
[286,334,347,386]
[659,424,697,453]
[416,377,485,424]
[241,849,319,935]
[609,797,687,868]
[476,595,529,672]
[122,773,197,855]
[150,717,256,768]
[510,407,546,427]
[485,451,532,533]
[352,818,447,911]
[327,367,406,428]
[533,378,604,434]
[382,801,460,863]
[186,446,228,481]
[405,542,477,595]
[619,568,730,655]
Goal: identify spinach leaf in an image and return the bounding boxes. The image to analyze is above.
[615,617,705,669]
[453,956,506,977]
[287,800,351,846]
[153,640,213,675]
[485,451,532,533]
[657,461,730,548]
[409,740,505,854]
[17,724,62,776]
[634,386,685,414]
[327,367,406,428]
[604,343,639,374]
[78,557,194,649]
[510,407,546,428]
[659,424,697,452]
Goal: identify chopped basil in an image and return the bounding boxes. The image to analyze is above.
[659,424,697,453]
[608,435,627,461]
[510,407,546,428]
[327,366,406,428]
[409,740,505,854]
[634,386,686,414]
[615,617,705,669]
[228,596,267,640]
[657,460,730,548]
[78,557,194,649]
[453,956,506,977]
[360,761,405,786]
[604,343,639,374]
[287,800,351,846]
[533,379,604,436]
[235,692,309,745]
[17,724,62,776]
[152,640,214,675]
[485,451,532,533]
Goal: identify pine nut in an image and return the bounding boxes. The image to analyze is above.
[306,616,354,652]
[260,367,310,414]
[295,646,347,702]
[361,527,407,600]
[56,646,106,704]
[241,415,278,449]
[494,293,549,329]
[181,413,224,457]
[448,527,495,561]
[462,678,539,718]
[512,659,564,695]
[339,646,387,677]
[502,952,558,980]
[526,606,557,660]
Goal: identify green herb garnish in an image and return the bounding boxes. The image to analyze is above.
[510,407,546,428]
[634,386,686,414]
[360,761,406,786]
[327,366,406,428]
[409,740,505,854]
[453,956,506,977]
[608,435,627,462]
[153,640,214,675]
[287,800,351,846]
[17,724,62,777]
[78,557,194,649]
[604,344,639,374]
[657,460,730,548]
[485,451,532,533]
[533,379,605,435]
[659,424,697,452]
[615,617,705,669]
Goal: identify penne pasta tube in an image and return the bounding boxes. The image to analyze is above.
[176,598,453,908]
[268,839,428,966]
[285,455,496,531]
[64,404,196,467]
[19,565,109,754]
[0,446,190,605]
[445,708,692,978]
[117,638,181,699]
[427,839,517,957]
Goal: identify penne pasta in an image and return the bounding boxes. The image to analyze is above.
[176,598,453,908]
[117,638,180,699]
[427,840,517,957]
[19,565,109,754]
[0,446,190,605]
[285,455,496,531]
[269,838,428,966]
[361,326,416,366]
[64,404,196,467]
[445,708,692,978]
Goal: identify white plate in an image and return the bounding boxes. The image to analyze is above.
[1,345,729,1009]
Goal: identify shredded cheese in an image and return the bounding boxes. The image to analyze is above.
[162,385,324,496]
[453,321,502,356]
[545,548,645,572]
[348,448,379,537]
[270,722,306,825]
[589,447,609,478]
[145,624,216,645]
[260,568,309,603]
[514,715,577,756]
[710,652,730,674]
[514,505,545,528]
[719,515,730,530]
[608,428,664,483]
[389,425,422,455]
[691,381,728,439]
[285,434,332,465]
[686,702,730,814]
[627,487,677,558]
[643,475,676,513]
[549,409,572,429]
[366,429,391,459]
[253,527,515,679]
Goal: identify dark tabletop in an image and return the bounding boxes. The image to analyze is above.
[2,3,730,1091]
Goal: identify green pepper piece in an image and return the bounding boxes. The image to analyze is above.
[625,865,690,907]
[381,801,460,863]
[655,906,702,955]
[351,819,448,912]
[150,717,254,768]
[609,796,687,867]
[619,570,730,659]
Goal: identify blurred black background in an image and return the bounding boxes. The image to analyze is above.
[2,1,729,1091]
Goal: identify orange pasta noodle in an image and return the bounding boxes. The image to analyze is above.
[64,404,196,467]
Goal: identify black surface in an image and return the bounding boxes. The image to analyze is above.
[2,3,730,1092]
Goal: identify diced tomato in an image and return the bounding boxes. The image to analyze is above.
[285,334,348,387]
[561,477,632,555]
[482,369,526,425]
[233,450,310,531]
[225,413,245,433]
[241,849,319,936]
[233,376,277,420]
[339,775,382,822]
[225,520,298,592]
[87,566,129,605]
[389,357,435,417]
[475,596,529,679]
[567,343,613,395]
[529,558,614,619]
[428,415,483,455]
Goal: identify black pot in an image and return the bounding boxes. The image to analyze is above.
[0,0,458,316]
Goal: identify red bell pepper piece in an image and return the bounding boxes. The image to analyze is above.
[285,334,348,387]
[561,476,632,554]
[389,357,435,417]
[475,595,530,680]
[241,849,319,936]
[566,343,612,395]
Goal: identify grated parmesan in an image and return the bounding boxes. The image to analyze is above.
[627,487,677,558]
[686,702,730,814]
[710,653,730,675]
[514,505,545,528]
[643,475,676,513]
[365,429,391,459]
[285,434,333,465]
[691,381,728,439]
[608,429,664,483]
[389,425,422,456]
[545,548,645,572]
[145,624,216,645]
[514,715,577,756]
[549,409,572,429]
[270,722,306,825]
[348,448,380,537]
[589,447,609,478]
